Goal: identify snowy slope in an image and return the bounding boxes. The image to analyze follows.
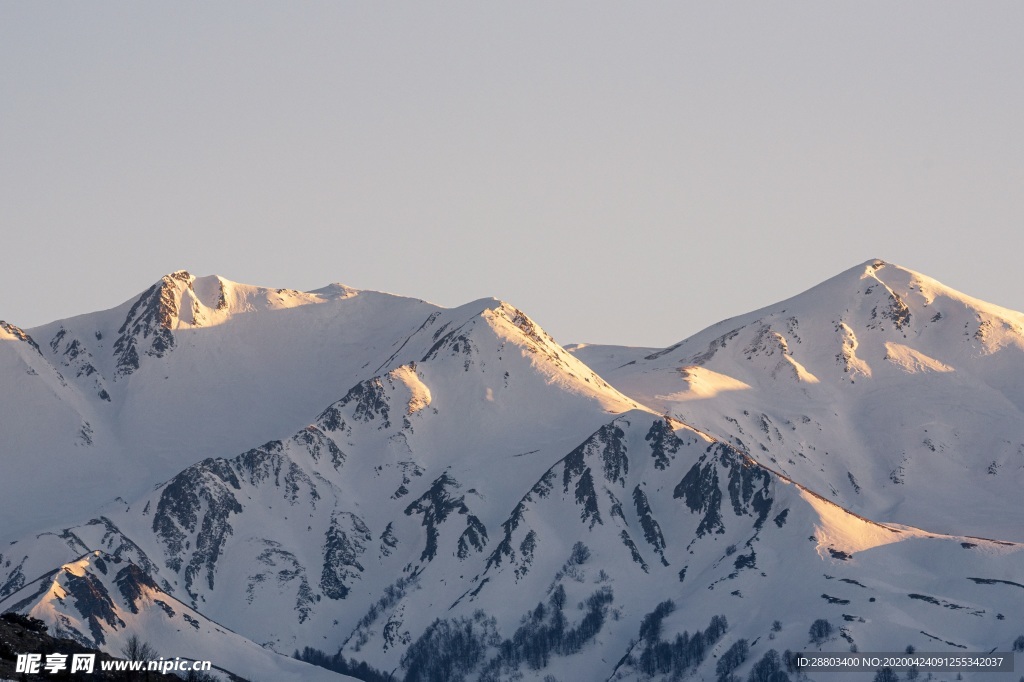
[571,260,1024,541]
[0,321,115,537]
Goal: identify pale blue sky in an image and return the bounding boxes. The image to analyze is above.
[2,2,1022,346]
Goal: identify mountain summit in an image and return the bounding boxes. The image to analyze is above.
[571,259,1024,540]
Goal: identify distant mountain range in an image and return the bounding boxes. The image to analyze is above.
[2,260,1021,682]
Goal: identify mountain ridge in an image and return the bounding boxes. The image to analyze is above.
[3,260,1023,682]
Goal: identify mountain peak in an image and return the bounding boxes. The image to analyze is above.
[814,257,908,293]
[0,320,41,354]
[163,268,193,281]
[572,258,1024,541]
[305,282,360,299]
[863,257,888,270]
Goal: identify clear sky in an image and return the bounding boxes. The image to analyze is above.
[2,2,1022,347]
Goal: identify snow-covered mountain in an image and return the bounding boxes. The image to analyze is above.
[570,259,1024,541]
[2,262,1022,682]
[5,271,636,543]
